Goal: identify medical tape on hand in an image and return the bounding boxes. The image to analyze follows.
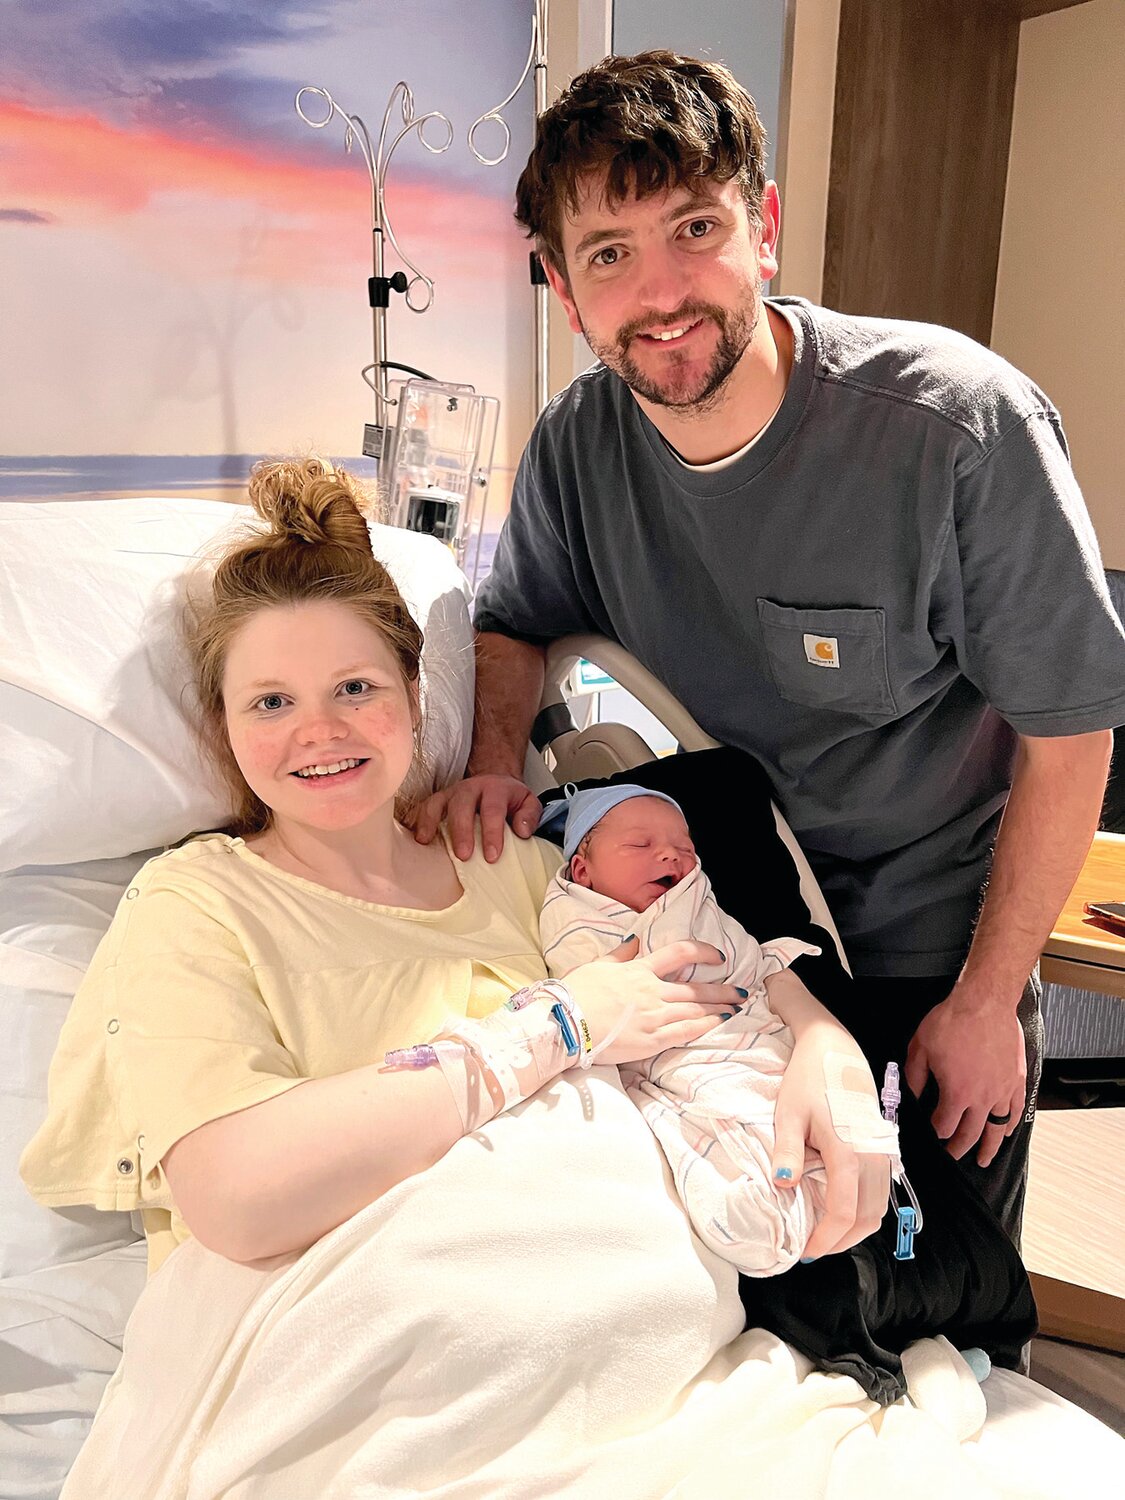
[823,1051,901,1158]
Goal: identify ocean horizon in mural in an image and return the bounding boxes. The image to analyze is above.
[0,453,511,580]
[1,0,535,525]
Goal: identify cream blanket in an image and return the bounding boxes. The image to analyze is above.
[59,1071,1112,1499]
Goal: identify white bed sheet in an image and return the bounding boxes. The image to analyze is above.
[1,1241,147,1500]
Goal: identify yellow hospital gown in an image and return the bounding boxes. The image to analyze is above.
[20,829,563,1272]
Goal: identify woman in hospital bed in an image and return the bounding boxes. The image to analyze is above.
[16,459,1108,1499]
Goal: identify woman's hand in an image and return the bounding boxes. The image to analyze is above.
[765,971,892,1259]
[564,937,742,1065]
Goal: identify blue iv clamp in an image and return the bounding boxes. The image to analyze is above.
[895,1206,918,1260]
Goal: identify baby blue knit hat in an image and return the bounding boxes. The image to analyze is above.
[537,783,684,862]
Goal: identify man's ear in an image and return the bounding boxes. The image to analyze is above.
[757,181,781,284]
[542,255,584,337]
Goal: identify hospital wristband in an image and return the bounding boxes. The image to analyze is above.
[551,989,595,1069]
[506,979,594,1067]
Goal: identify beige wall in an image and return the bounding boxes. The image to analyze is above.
[775,0,840,302]
[991,0,1125,569]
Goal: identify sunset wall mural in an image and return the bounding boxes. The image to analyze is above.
[0,0,535,534]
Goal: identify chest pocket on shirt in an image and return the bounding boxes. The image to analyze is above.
[756,600,897,718]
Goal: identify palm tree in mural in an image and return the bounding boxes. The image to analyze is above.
[153,223,301,481]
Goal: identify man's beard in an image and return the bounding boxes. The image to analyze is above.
[581,288,760,415]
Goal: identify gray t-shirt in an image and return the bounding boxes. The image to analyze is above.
[475,299,1125,978]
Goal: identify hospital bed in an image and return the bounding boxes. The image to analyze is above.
[0,496,1120,1498]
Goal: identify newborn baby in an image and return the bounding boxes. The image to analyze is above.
[538,784,833,1277]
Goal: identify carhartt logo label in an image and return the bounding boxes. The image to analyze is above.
[803,634,839,668]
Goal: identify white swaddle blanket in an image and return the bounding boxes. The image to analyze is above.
[540,861,830,1275]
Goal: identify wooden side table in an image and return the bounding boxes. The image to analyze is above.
[1023,1109,1125,1352]
[1028,832,1125,1350]
[1041,832,1125,999]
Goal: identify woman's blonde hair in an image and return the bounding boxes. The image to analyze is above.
[185,457,425,835]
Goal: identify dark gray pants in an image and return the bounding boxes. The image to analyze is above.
[832,971,1044,1250]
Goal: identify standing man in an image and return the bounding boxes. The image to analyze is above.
[416,52,1125,1241]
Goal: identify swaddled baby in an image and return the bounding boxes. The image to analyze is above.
[539,784,835,1277]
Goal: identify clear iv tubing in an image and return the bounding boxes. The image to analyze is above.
[586,998,634,1063]
[891,1167,924,1230]
[881,1061,924,1231]
[881,1061,902,1122]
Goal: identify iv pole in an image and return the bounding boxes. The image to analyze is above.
[297,0,551,448]
[468,0,551,416]
[295,81,453,443]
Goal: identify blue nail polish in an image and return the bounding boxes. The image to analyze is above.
[735,987,749,998]
[716,949,726,961]
[720,1011,733,1021]
[774,1166,793,1182]
[624,933,637,942]
[799,1256,817,1265]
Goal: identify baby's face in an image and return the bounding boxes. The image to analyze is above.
[569,797,696,913]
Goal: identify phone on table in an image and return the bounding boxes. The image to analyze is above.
[1082,900,1125,937]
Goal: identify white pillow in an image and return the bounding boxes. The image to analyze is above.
[0,498,474,872]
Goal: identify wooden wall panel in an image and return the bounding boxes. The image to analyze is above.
[823,0,1021,344]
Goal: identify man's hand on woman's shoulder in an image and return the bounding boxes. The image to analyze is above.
[411,775,543,862]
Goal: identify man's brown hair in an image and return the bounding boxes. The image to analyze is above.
[515,51,769,274]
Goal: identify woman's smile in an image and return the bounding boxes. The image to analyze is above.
[291,756,370,787]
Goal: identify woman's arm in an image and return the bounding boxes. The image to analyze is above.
[164,1061,464,1264]
[166,939,742,1264]
[764,966,845,1038]
[763,967,893,1258]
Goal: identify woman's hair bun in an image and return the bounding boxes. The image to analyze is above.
[248,456,373,556]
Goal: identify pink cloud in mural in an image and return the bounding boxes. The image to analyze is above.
[0,98,522,289]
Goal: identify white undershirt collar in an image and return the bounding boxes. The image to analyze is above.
[661,401,781,472]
